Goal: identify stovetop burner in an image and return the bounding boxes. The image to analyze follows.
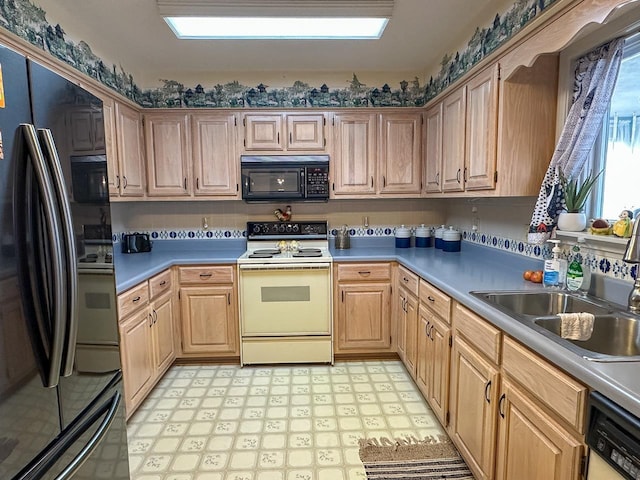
[248,253,275,258]
[292,251,323,257]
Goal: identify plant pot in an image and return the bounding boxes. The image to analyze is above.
[557,212,587,232]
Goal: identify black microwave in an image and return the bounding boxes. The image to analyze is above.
[241,155,329,203]
[70,154,109,203]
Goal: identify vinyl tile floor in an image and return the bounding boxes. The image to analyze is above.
[126,360,446,480]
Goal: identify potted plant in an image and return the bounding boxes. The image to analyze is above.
[557,170,603,232]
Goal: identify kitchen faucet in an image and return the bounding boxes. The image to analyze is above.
[623,214,640,312]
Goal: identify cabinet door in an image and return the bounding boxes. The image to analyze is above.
[287,114,325,151]
[151,293,175,375]
[115,102,145,196]
[102,98,120,196]
[68,110,94,152]
[144,113,191,196]
[416,309,431,398]
[449,335,499,480]
[378,113,422,194]
[465,63,499,191]
[180,286,238,355]
[119,309,154,416]
[396,289,407,360]
[441,87,467,192]
[495,379,583,480]
[244,114,283,150]
[336,283,391,352]
[332,113,377,195]
[424,103,443,193]
[429,314,451,426]
[404,291,419,377]
[191,113,239,196]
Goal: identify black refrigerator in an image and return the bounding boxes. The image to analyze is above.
[0,43,130,479]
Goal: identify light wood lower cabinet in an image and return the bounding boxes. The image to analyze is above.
[334,263,392,354]
[417,304,451,426]
[118,269,176,418]
[449,334,500,480]
[495,378,584,480]
[397,286,418,377]
[119,307,154,417]
[178,265,238,357]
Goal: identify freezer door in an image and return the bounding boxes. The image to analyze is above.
[0,44,61,480]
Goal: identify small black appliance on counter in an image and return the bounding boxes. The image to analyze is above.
[121,233,152,253]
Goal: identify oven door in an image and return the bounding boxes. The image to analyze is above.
[241,167,304,201]
[239,263,331,335]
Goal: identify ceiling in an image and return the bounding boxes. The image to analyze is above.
[36,0,513,86]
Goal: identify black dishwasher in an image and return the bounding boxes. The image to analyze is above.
[587,392,640,479]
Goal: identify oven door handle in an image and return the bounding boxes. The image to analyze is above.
[239,262,331,271]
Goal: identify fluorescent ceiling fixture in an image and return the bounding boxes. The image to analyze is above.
[164,16,389,39]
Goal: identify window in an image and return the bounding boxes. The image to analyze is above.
[588,33,640,221]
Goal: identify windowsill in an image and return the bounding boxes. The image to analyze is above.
[555,230,630,255]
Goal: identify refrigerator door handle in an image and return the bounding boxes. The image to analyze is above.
[38,128,78,377]
[53,391,121,480]
[20,123,66,388]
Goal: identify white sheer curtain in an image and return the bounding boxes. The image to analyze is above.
[528,37,625,244]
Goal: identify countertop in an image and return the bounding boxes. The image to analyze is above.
[114,237,640,418]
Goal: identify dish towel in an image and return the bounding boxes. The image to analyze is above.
[558,312,595,341]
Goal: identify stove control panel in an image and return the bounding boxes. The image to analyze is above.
[247,221,328,239]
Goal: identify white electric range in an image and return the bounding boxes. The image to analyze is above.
[237,221,333,365]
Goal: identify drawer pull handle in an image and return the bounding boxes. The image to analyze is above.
[358,271,371,275]
[159,280,167,286]
[403,277,409,283]
[427,296,435,302]
[199,273,213,278]
[498,393,506,418]
[484,381,491,403]
[132,296,141,303]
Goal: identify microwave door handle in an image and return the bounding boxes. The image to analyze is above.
[21,124,66,388]
[301,169,305,197]
[38,129,78,377]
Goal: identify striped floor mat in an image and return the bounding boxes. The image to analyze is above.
[359,435,474,479]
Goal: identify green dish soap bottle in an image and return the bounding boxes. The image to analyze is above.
[566,238,589,294]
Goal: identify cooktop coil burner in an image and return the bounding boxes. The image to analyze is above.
[293,248,323,257]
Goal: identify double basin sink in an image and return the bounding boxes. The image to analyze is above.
[470,290,640,362]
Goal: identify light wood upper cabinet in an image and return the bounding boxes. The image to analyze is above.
[465,63,499,191]
[424,103,443,193]
[243,114,283,150]
[144,112,191,196]
[378,112,422,194]
[332,112,377,196]
[495,379,584,480]
[441,87,467,192]
[191,113,239,197]
[426,63,499,195]
[287,114,326,150]
[334,263,393,354]
[115,102,145,197]
[243,112,326,152]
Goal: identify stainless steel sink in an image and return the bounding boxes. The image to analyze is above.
[471,291,613,318]
[533,314,640,360]
[470,290,640,362]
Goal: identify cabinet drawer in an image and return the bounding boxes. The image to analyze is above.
[502,336,587,433]
[337,263,391,282]
[149,269,172,300]
[419,279,451,323]
[118,282,149,320]
[179,265,234,284]
[453,303,501,364]
[397,265,419,297]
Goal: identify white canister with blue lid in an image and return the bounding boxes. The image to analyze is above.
[442,227,461,252]
[434,225,446,249]
[395,225,411,248]
[415,224,433,248]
